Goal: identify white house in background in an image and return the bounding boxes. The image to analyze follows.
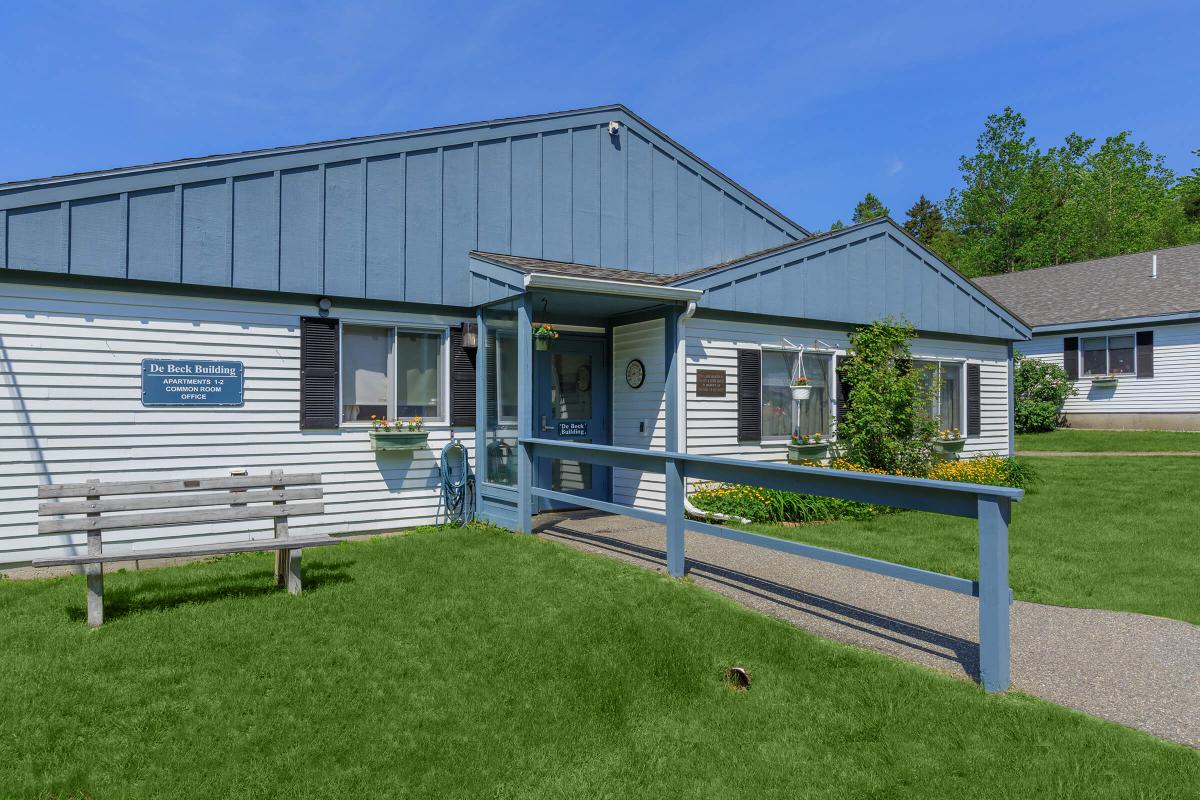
[0,105,1029,568]
[975,244,1200,431]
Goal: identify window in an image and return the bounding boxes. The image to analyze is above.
[761,350,833,439]
[1080,335,1135,377]
[914,359,964,433]
[341,324,444,423]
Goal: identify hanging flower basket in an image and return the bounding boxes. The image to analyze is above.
[533,323,559,351]
[369,418,428,452]
[790,377,812,401]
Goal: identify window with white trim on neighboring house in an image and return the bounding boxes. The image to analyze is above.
[1080,335,1135,377]
[760,350,834,440]
[341,324,445,423]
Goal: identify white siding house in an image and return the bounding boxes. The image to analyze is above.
[976,245,1200,430]
[1,105,1030,568]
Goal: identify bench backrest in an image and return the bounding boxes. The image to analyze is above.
[38,471,323,535]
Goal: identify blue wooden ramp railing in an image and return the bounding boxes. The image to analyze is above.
[519,437,1023,693]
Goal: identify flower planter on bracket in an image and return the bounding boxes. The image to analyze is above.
[933,437,967,454]
[787,441,829,462]
[370,431,430,452]
[790,385,813,401]
[1091,376,1119,388]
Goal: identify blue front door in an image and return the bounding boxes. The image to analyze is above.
[534,334,610,510]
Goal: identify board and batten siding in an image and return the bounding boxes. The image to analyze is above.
[0,111,801,305]
[1020,322,1200,415]
[611,318,666,510]
[0,281,472,568]
[684,316,1011,464]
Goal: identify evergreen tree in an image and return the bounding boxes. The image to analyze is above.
[828,219,846,231]
[902,195,945,245]
[852,192,889,223]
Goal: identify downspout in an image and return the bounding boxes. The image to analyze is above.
[672,301,746,523]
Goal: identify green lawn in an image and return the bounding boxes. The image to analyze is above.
[746,457,1200,624]
[1,528,1196,798]
[1017,428,1200,452]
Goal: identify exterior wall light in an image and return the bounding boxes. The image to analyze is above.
[608,120,621,136]
[317,297,333,317]
[460,321,479,350]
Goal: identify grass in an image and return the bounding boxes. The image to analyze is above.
[1,528,1196,798]
[1017,428,1200,452]
[745,457,1200,625]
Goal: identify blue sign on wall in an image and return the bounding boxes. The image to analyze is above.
[141,359,244,407]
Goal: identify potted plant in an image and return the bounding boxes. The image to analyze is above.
[787,431,829,462]
[1091,371,1120,388]
[369,416,429,452]
[532,323,559,351]
[932,428,967,453]
[790,375,813,401]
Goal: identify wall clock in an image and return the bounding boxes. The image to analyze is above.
[625,358,645,389]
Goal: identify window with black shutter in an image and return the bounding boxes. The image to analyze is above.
[1063,337,1079,380]
[300,316,340,430]
[449,325,477,427]
[736,348,761,442]
[1136,331,1154,378]
[966,363,981,437]
[835,357,854,430]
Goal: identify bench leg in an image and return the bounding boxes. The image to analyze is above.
[274,550,286,587]
[86,563,104,628]
[286,548,301,595]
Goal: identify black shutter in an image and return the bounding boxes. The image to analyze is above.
[449,325,477,427]
[1136,331,1154,378]
[966,363,981,437]
[736,348,761,442]
[485,330,498,425]
[300,316,339,430]
[836,357,854,428]
[1063,336,1079,380]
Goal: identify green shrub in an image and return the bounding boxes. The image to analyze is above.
[1014,353,1075,433]
[927,455,1039,489]
[689,483,882,524]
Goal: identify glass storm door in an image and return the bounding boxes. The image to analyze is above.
[534,334,610,510]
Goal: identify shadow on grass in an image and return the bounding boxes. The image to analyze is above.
[63,557,356,623]
[542,521,981,681]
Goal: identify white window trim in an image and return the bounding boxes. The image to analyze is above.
[913,357,967,434]
[1079,334,1137,377]
[338,320,451,426]
[759,345,836,443]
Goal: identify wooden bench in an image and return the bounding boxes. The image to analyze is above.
[35,470,339,627]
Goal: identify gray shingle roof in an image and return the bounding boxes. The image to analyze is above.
[972,244,1200,328]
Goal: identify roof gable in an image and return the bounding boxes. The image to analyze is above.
[676,218,1030,340]
[0,105,806,304]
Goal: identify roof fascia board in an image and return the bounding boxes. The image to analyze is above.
[1031,309,1200,334]
[675,218,1032,340]
[523,272,703,302]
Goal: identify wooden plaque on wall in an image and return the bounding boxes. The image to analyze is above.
[696,369,727,397]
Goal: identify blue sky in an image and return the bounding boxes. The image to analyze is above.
[2,1,1197,230]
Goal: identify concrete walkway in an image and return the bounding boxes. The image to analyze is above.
[536,511,1200,748]
[1018,451,1200,457]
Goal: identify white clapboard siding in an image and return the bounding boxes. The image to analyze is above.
[611,318,667,510]
[0,281,474,567]
[1020,323,1200,414]
[683,317,1011,469]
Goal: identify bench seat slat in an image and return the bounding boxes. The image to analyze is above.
[38,473,322,499]
[39,487,323,517]
[31,535,341,567]
[38,502,325,534]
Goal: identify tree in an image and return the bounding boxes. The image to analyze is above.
[852,192,889,223]
[1013,353,1075,432]
[827,219,846,231]
[902,195,945,245]
[837,319,940,475]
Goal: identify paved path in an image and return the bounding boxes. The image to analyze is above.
[536,511,1200,748]
[1018,451,1200,457]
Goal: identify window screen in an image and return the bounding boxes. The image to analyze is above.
[341,325,390,422]
[396,331,442,418]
